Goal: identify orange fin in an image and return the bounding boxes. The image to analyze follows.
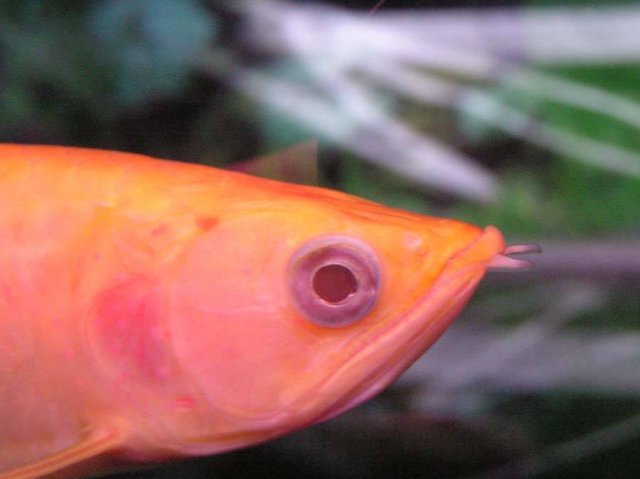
[230,140,319,185]
[0,427,122,479]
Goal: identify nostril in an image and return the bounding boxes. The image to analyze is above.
[312,264,358,303]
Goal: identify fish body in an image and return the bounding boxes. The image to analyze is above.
[0,144,510,478]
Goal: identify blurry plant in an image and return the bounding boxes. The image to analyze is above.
[458,65,640,237]
[0,0,219,149]
[0,1,110,141]
[90,0,217,107]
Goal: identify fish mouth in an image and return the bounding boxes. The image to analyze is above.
[311,225,511,421]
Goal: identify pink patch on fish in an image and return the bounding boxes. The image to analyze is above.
[94,277,171,381]
[172,396,196,410]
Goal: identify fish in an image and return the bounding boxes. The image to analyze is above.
[0,144,538,479]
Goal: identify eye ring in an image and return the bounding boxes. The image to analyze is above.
[288,236,380,328]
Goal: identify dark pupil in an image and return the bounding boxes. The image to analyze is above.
[312,264,358,303]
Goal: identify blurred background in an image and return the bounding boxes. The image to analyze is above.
[1,0,638,477]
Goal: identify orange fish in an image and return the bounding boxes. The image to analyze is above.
[0,144,536,479]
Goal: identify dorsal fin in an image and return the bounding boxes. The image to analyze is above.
[230,140,318,185]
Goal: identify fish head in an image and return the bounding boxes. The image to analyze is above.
[160,185,509,454]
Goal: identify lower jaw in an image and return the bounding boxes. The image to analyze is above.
[311,263,486,424]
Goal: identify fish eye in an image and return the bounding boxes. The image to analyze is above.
[288,236,380,327]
